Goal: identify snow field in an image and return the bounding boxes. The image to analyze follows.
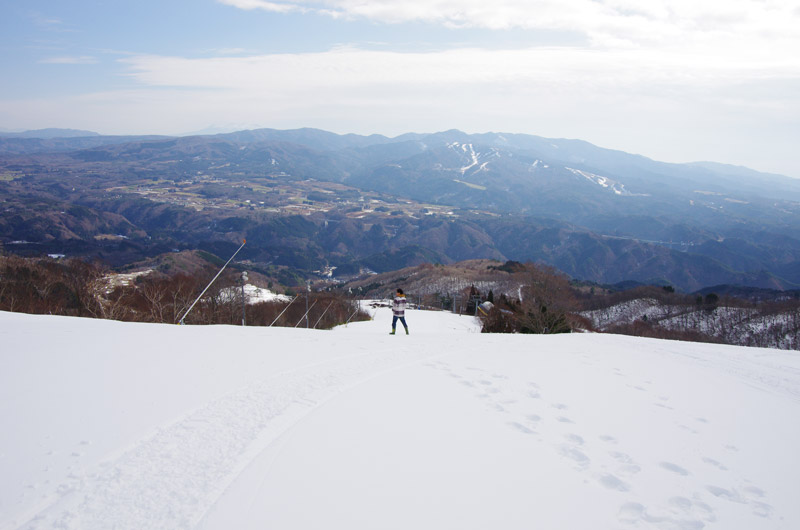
[1,307,799,529]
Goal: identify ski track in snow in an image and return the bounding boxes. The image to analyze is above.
[13,348,447,530]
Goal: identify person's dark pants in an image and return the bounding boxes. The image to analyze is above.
[392,315,408,331]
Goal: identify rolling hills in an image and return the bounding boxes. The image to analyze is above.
[1,127,798,291]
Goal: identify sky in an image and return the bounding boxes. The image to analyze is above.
[1,0,799,177]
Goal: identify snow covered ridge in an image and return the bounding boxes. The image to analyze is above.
[2,309,799,529]
[583,298,800,350]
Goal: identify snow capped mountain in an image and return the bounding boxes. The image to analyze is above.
[2,308,799,529]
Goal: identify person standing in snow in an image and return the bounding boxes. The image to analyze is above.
[390,288,409,335]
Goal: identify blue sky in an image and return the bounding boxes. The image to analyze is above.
[2,0,799,178]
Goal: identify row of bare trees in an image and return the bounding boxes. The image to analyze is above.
[0,255,368,329]
[6,254,798,347]
[0,255,103,317]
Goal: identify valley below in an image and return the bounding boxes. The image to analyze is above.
[2,127,800,293]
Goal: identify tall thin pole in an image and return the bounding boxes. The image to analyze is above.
[295,299,318,328]
[179,240,246,325]
[313,301,335,329]
[306,281,311,328]
[345,305,361,325]
[241,282,245,326]
[270,295,298,326]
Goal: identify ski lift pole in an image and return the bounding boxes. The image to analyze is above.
[305,281,311,328]
[313,300,335,329]
[269,295,298,327]
[294,299,318,328]
[178,239,246,325]
[240,271,248,326]
[345,304,361,324]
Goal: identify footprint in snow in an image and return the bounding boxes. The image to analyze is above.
[508,421,536,435]
[609,451,641,475]
[678,424,699,435]
[525,414,542,428]
[617,502,645,523]
[706,484,773,518]
[564,433,584,445]
[701,457,728,471]
[598,473,630,492]
[526,382,542,399]
[558,445,590,469]
[660,461,690,476]
[617,499,714,528]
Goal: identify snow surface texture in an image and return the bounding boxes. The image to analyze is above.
[1,307,799,529]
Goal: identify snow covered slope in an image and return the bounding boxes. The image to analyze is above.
[1,308,799,530]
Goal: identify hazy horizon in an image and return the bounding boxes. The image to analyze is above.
[2,1,799,178]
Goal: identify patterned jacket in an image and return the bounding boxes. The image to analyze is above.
[392,294,407,316]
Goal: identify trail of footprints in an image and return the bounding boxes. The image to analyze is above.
[426,361,775,528]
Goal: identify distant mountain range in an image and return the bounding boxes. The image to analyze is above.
[0,128,101,139]
[1,127,798,291]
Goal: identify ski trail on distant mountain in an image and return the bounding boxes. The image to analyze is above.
[15,347,442,530]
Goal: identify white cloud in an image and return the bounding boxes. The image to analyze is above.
[216,0,306,14]
[119,45,798,92]
[217,0,800,52]
[91,45,794,176]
